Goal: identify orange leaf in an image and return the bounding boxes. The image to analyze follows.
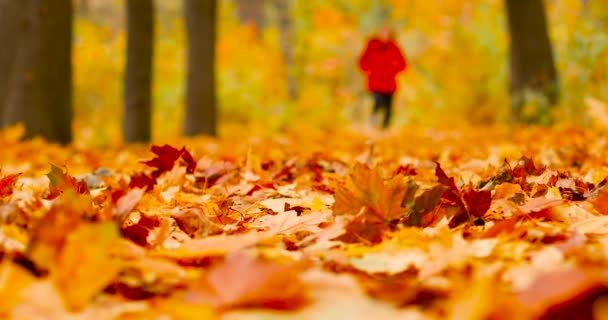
[333,163,408,222]
[517,269,608,319]
[186,252,310,310]
[590,188,608,215]
[46,164,88,199]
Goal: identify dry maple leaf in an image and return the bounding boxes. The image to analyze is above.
[333,163,408,222]
[404,184,446,227]
[153,232,266,261]
[435,163,491,227]
[46,164,89,199]
[185,252,310,310]
[333,163,412,243]
[172,207,223,238]
[247,210,329,236]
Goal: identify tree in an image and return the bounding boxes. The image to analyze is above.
[274,0,297,100]
[183,0,217,136]
[124,0,154,143]
[2,0,73,143]
[505,0,559,124]
[0,1,28,127]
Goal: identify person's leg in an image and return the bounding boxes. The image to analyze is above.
[381,93,393,128]
[371,92,383,126]
[372,92,382,113]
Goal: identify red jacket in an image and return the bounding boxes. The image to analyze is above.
[359,39,407,94]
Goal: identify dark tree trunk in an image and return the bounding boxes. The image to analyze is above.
[183,0,217,136]
[3,0,73,144]
[234,0,265,39]
[0,0,27,126]
[274,0,297,100]
[124,0,154,143]
[505,0,559,123]
[37,0,73,143]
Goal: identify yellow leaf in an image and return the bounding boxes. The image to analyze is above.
[52,223,122,311]
[0,261,35,314]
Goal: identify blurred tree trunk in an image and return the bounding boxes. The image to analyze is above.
[124,0,154,143]
[0,0,25,126]
[234,0,265,39]
[3,0,73,143]
[183,0,217,136]
[505,0,558,123]
[274,0,298,100]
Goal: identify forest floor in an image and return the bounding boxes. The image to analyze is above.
[1,124,608,320]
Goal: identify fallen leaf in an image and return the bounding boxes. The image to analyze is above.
[350,250,428,275]
[186,252,310,310]
[333,163,409,222]
[52,223,122,311]
[46,164,89,199]
[516,269,608,319]
[114,188,145,219]
[0,173,21,199]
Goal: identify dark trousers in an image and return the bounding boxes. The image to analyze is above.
[372,92,393,128]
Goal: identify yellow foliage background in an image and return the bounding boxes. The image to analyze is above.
[72,0,608,146]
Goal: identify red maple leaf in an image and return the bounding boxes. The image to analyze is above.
[129,173,156,191]
[0,172,21,198]
[143,145,183,178]
[393,164,417,177]
[435,163,491,227]
[512,156,545,178]
[142,145,198,178]
[120,213,161,247]
[181,148,197,174]
[462,185,492,218]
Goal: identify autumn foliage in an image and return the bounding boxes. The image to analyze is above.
[1,125,608,319]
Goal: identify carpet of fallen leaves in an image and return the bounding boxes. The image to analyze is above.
[2,125,608,320]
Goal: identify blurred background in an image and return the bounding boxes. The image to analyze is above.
[1,0,607,146]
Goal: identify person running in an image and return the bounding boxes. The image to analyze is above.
[358,25,407,128]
